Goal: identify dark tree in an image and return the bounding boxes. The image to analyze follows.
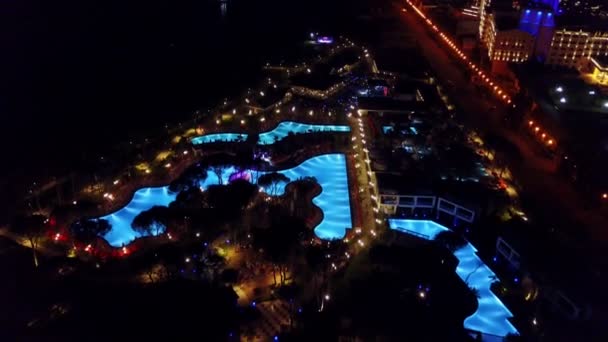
[131,206,171,237]
[220,268,239,284]
[203,153,236,185]
[12,214,46,267]
[253,215,306,285]
[258,172,291,196]
[245,132,259,145]
[169,164,207,193]
[434,230,467,252]
[70,218,111,248]
[206,179,258,214]
[171,187,206,210]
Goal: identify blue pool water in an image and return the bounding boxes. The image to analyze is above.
[101,187,177,247]
[388,219,519,339]
[97,154,351,246]
[382,126,418,135]
[191,121,350,145]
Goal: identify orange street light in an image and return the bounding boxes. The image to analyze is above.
[547,139,554,145]
[534,127,540,132]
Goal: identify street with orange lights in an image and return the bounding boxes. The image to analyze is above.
[403,1,557,150]
[399,0,608,253]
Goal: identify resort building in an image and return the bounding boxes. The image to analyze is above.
[545,29,608,68]
[483,12,536,64]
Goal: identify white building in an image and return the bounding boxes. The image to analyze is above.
[545,29,608,68]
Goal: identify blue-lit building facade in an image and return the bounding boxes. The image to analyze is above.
[478,0,608,68]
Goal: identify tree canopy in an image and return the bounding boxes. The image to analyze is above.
[70,218,111,245]
[12,214,47,267]
[258,172,291,196]
[131,206,171,236]
[206,179,258,217]
[169,164,207,193]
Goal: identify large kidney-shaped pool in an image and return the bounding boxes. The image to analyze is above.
[98,154,352,247]
[191,121,350,145]
[388,219,519,339]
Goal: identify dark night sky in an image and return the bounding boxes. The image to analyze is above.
[0,0,360,214]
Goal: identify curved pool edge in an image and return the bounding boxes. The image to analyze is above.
[387,219,519,338]
[92,153,352,247]
[191,120,351,145]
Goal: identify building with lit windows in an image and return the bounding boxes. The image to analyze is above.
[545,29,608,68]
[478,3,544,68]
[483,12,536,64]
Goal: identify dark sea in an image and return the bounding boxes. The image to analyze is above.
[0,0,370,220]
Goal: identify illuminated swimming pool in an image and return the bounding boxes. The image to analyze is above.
[101,187,177,247]
[191,121,350,145]
[98,154,351,246]
[382,126,418,135]
[388,219,519,339]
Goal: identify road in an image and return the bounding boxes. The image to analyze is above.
[397,1,608,312]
